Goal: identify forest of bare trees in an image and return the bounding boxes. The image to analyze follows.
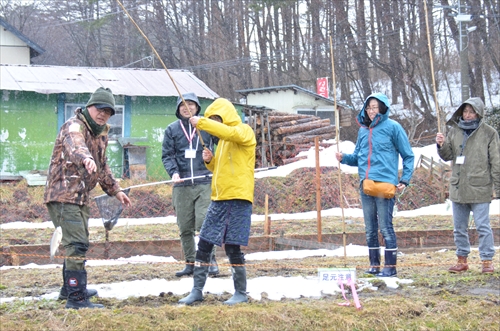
[1,0,499,137]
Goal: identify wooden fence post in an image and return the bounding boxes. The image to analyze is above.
[428,156,434,182]
[264,216,271,236]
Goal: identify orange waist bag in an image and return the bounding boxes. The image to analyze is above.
[362,179,396,199]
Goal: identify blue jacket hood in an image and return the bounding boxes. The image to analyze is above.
[344,92,414,186]
[357,93,390,128]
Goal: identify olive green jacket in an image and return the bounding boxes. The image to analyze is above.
[438,97,500,203]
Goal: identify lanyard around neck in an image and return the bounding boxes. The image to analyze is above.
[179,121,197,144]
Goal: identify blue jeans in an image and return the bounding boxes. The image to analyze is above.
[360,189,397,249]
[452,202,495,260]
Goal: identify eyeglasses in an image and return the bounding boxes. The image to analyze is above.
[96,108,113,116]
[366,107,379,112]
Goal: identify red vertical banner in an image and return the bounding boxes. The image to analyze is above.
[316,77,329,98]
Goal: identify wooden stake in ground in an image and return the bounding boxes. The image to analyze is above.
[330,35,347,266]
[264,194,270,235]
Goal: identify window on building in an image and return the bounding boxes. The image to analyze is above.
[296,106,336,125]
[64,103,124,140]
[296,108,316,117]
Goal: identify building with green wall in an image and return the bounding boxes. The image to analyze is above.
[0,65,224,181]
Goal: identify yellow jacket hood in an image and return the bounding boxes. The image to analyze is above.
[197,98,256,203]
[204,98,242,127]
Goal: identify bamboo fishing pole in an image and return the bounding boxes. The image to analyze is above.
[329,35,347,267]
[115,0,206,147]
[423,0,443,134]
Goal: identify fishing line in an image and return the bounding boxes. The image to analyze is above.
[115,0,206,147]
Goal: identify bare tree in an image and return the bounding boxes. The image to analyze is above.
[2,0,498,136]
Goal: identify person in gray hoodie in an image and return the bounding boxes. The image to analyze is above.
[162,93,219,277]
[436,97,500,274]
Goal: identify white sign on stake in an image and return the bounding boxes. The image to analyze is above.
[318,268,356,283]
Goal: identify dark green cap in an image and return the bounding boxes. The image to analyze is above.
[86,87,116,115]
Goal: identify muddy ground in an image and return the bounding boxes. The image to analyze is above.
[1,249,499,308]
[0,167,446,224]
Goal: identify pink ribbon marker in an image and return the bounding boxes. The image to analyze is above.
[337,279,350,306]
[337,278,362,310]
[348,278,362,310]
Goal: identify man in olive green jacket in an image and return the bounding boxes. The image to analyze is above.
[436,97,499,274]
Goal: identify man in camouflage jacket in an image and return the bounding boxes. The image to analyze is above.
[44,87,131,309]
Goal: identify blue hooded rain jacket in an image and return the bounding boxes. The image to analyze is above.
[341,93,414,186]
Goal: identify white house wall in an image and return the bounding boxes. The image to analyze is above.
[0,28,30,64]
[246,90,331,114]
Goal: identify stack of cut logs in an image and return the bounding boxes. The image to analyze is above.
[250,111,336,167]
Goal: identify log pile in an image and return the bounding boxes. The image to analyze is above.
[249,111,336,167]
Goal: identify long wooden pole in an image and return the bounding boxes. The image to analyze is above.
[423,0,443,134]
[115,0,206,147]
[329,35,347,266]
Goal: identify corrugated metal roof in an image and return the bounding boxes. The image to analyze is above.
[236,84,331,101]
[236,84,352,109]
[0,64,219,99]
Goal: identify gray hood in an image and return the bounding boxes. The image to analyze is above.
[447,97,485,126]
[175,92,201,119]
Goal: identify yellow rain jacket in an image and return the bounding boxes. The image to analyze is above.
[196,98,256,203]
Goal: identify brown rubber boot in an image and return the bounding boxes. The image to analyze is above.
[448,256,468,273]
[481,260,494,274]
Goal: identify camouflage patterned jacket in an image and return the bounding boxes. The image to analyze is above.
[43,108,122,205]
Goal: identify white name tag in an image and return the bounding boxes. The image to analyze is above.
[185,149,197,159]
[456,156,465,165]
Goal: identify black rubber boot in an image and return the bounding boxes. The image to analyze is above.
[64,270,104,309]
[59,285,98,300]
[208,252,219,276]
[365,247,381,275]
[175,262,195,277]
[377,248,397,277]
[178,251,210,305]
[58,262,98,300]
[223,266,248,305]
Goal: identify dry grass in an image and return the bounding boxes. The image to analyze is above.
[1,248,499,331]
[2,299,497,331]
